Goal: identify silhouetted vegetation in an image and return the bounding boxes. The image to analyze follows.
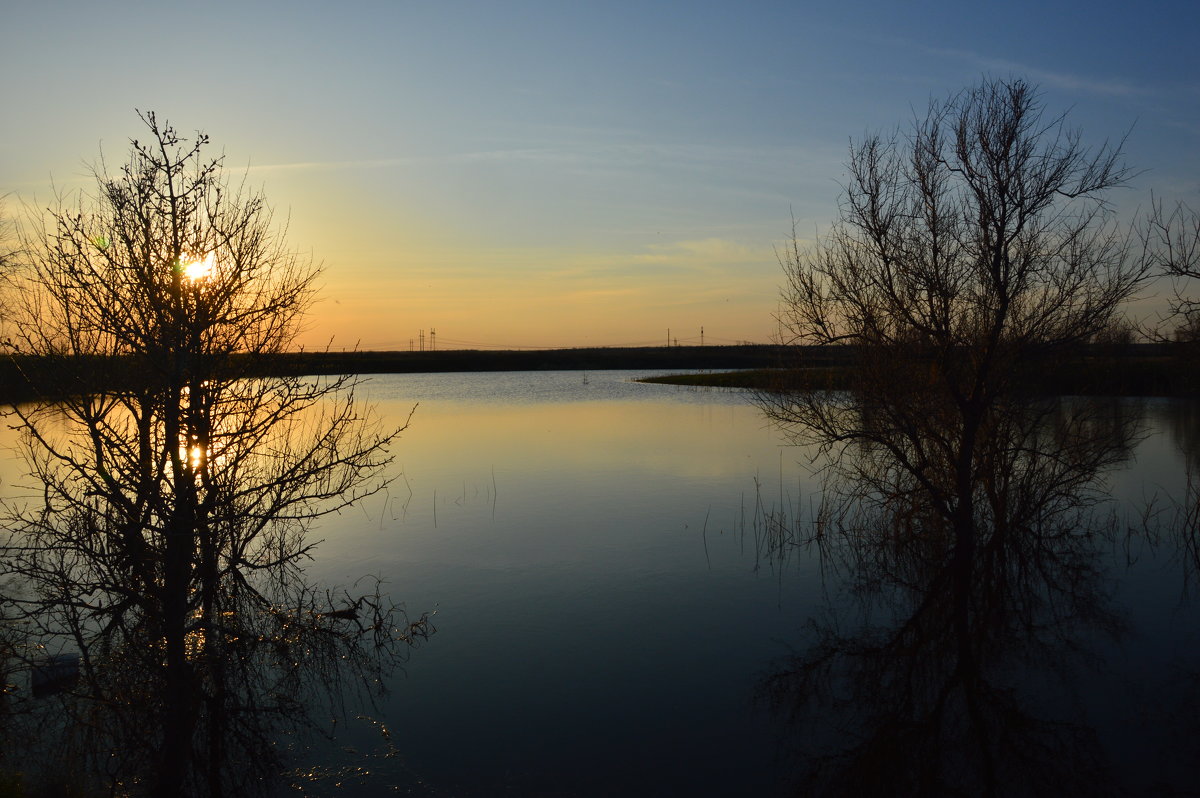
[760,76,1153,435]
[0,345,793,402]
[642,344,1198,396]
[761,397,1140,796]
[746,77,1192,795]
[0,112,429,796]
[1143,200,1200,341]
[6,343,1197,404]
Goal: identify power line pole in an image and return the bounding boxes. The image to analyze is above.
[701,326,704,346]
[431,328,436,351]
[667,328,670,348]
[419,329,425,352]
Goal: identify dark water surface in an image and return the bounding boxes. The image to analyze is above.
[3,372,1197,795]
[295,373,1200,796]
[304,371,813,795]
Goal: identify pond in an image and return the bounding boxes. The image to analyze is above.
[2,370,1198,795]
[298,372,1200,796]
[300,371,815,796]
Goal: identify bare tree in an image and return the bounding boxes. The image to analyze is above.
[754,80,1164,794]
[761,78,1152,545]
[1,113,427,796]
[1141,199,1200,341]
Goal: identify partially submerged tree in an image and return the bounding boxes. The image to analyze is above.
[758,78,1160,794]
[761,77,1151,544]
[1,113,427,796]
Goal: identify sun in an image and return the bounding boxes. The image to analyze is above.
[182,251,216,281]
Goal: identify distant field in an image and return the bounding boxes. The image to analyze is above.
[640,351,1199,398]
[2,344,1195,400]
[637,369,775,389]
[638,368,841,390]
[0,345,789,402]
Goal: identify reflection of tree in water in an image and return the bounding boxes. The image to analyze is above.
[0,114,430,796]
[3,573,429,796]
[762,398,1142,797]
[1156,398,1200,782]
[1159,401,1200,584]
[1162,400,1200,473]
[753,77,1160,796]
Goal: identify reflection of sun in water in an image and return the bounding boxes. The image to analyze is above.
[182,251,215,281]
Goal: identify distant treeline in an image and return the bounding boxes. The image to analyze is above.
[641,342,1200,397]
[250,344,795,376]
[0,345,790,402]
[1,343,1196,402]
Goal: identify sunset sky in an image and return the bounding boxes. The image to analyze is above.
[3,0,1198,350]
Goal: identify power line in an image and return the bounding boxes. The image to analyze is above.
[347,333,772,351]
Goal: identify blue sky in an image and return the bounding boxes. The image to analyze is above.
[4,0,1197,348]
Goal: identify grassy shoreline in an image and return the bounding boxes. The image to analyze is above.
[0,345,790,403]
[2,344,1196,401]
[639,354,1198,398]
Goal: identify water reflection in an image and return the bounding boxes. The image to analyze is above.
[0,376,431,796]
[763,398,1144,796]
[3,369,1193,795]
[1159,401,1200,586]
[1146,400,1200,792]
[2,574,429,796]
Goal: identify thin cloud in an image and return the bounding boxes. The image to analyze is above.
[240,157,420,174]
[240,146,600,174]
[924,45,1143,98]
[633,237,772,266]
[240,137,835,179]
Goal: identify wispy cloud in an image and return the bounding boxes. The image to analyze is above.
[235,148,602,178]
[240,156,422,174]
[633,237,770,267]
[923,45,1143,98]
[844,25,1153,100]
[240,136,836,180]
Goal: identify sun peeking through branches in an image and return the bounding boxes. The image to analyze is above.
[181,250,215,282]
[1,112,428,797]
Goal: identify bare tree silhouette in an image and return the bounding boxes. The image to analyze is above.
[1142,200,1200,342]
[755,77,1162,795]
[1,112,429,796]
[759,77,1152,574]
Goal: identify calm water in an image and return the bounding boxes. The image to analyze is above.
[303,371,818,796]
[294,372,1199,796]
[3,371,1198,795]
